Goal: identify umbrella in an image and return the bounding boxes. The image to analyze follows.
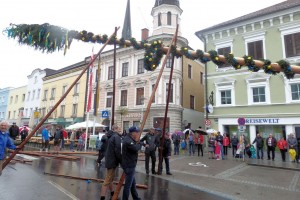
[206,129,217,135]
[19,126,30,132]
[194,129,208,135]
[69,121,107,129]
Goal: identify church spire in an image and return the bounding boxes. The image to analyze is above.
[154,0,180,8]
[122,0,132,40]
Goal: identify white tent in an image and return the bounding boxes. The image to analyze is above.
[66,120,106,129]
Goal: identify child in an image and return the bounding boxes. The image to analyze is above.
[215,139,221,160]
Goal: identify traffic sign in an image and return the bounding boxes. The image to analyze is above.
[205,119,211,126]
[238,118,246,125]
[102,110,109,118]
[238,125,246,132]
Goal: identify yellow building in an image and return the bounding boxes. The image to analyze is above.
[40,61,87,127]
[6,86,27,125]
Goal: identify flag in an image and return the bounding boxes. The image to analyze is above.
[93,58,101,116]
[86,49,94,112]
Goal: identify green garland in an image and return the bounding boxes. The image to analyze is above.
[3,23,299,78]
[243,55,260,72]
[225,53,241,70]
[208,50,226,66]
[144,40,163,71]
[277,60,295,79]
[263,59,279,75]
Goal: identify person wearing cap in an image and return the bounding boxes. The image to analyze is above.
[121,126,141,200]
[8,122,19,140]
[0,121,17,176]
[159,132,173,175]
[140,127,157,175]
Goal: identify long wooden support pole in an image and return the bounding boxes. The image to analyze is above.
[2,27,119,170]
[112,26,179,200]
[44,172,148,189]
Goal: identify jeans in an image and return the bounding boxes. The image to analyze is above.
[188,141,195,155]
[70,141,74,150]
[174,143,180,155]
[257,147,264,159]
[145,150,156,174]
[219,144,224,159]
[267,146,275,160]
[122,167,140,200]
[160,157,170,173]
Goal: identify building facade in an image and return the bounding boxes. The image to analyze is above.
[40,61,87,127]
[195,0,300,142]
[6,86,27,125]
[94,0,204,132]
[0,87,12,121]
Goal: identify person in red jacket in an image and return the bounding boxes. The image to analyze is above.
[194,132,204,157]
[277,136,288,162]
[223,133,230,156]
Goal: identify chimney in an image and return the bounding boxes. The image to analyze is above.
[141,28,149,41]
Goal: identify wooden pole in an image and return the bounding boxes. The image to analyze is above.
[112,26,179,200]
[157,24,179,174]
[44,172,148,189]
[111,27,118,128]
[2,27,119,170]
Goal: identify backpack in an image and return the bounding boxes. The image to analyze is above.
[96,138,102,151]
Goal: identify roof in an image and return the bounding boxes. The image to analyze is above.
[195,0,300,36]
[154,0,180,8]
[44,61,86,77]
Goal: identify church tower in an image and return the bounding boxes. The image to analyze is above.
[151,0,182,36]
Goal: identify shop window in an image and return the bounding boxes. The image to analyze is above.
[133,121,140,128]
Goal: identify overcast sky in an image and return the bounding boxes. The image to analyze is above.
[0,0,285,88]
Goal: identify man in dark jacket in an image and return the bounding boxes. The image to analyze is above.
[122,126,141,200]
[216,131,224,160]
[100,124,122,200]
[97,130,111,166]
[140,127,157,175]
[160,132,172,175]
[9,122,19,140]
[231,134,238,157]
[252,133,264,159]
[266,134,277,160]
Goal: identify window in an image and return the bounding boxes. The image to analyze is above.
[217,47,232,68]
[152,84,156,103]
[72,104,78,116]
[137,59,144,74]
[43,90,48,100]
[167,12,171,25]
[15,95,18,103]
[10,96,13,104]
[37,89,40,99]
[13,111,16,119]
[200,72,203,85]
[188,64,192,79]
[122,62,129,77]
[291,83,300,100]
[190,95,195,109]
[284,32,300,58]
[60,105,65,117]
[50,88,56,99]
[8,111,11,119]
[74,83,79,95]
[133,121,140,128]
[120,90,127,106]
[252,87,266,103]
[158,13,162,26]
[123,121,129,132]
[32,90,35,100]
[108,66,114,80]
[106,92,113,108]
[27,92,30,101]
[247,40,264,60]
[136,87,144,105]
[62,85,67,96]
[166,83,173,103]
[221,90,232,104]
[166,54,173,68]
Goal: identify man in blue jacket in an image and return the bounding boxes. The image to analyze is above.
[0,121,17,176]
[122,126,141,200]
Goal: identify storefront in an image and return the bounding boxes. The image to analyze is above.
[217,117,300,143]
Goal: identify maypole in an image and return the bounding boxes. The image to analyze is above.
[2,27,119,170]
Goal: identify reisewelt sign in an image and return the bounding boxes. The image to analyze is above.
[245,118,279,124]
